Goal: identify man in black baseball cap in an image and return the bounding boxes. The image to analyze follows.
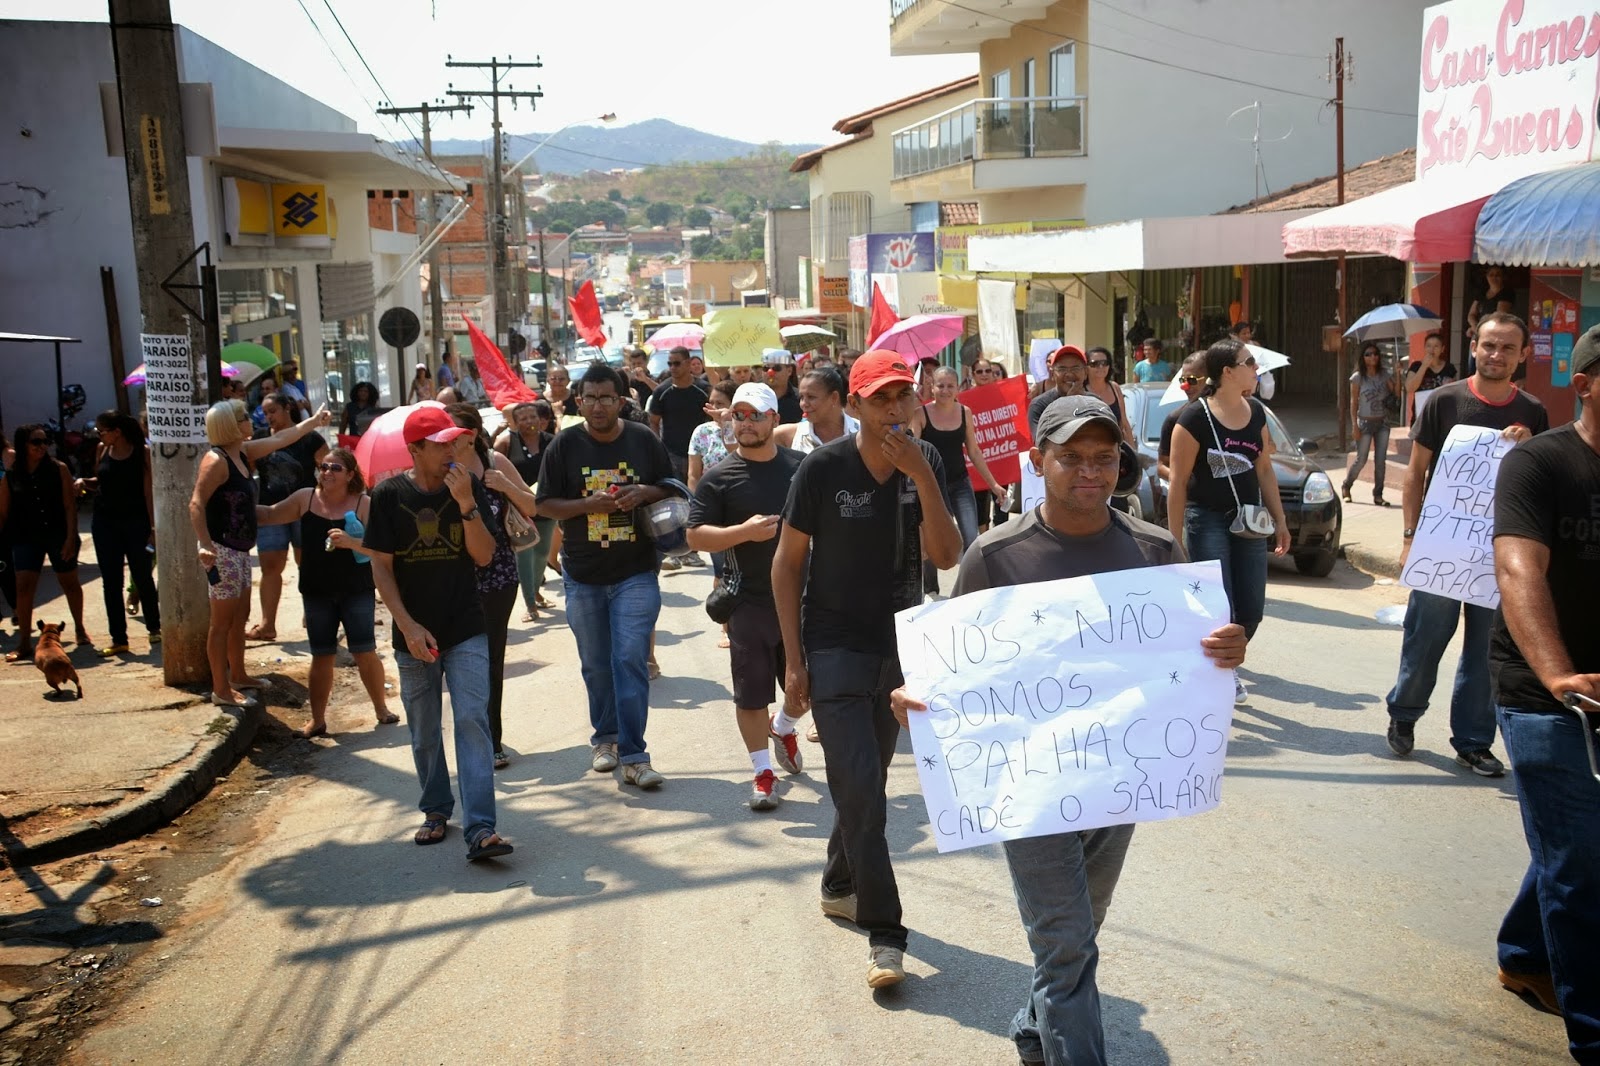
[891,389,1246,1064]
[1490,321,1600,1049]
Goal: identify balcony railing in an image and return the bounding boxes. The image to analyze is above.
[891,96,1087,181]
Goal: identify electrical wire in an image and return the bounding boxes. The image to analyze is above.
[929,0,1417,119]
[291,0,414,148]
[1090,0,1325,60]
[318,0,426,148]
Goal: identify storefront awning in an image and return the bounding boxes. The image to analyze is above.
[1279,165,1523,261]
[1474,161,1600,268]
[218,127,464,191]
[967,212,1313,275]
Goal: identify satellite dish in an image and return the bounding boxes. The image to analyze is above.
[731,267,759,290]
[378,307,421,349]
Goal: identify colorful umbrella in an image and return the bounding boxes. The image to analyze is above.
[355,401,444,486]
[220,342,281,373]
[869,314,966,365]
[642,323,705,352]
[1342,304,1442,342]
[780,324,836,355]
[123,361,240,386]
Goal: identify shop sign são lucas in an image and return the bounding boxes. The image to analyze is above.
[1417,0,1600,178]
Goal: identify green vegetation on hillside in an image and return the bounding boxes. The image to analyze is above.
[551,142,807,226]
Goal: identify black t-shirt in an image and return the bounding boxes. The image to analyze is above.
[1490,425,1600,714]
[649,381,711,456]
[688,447,804,605]
[1406,360,1459,393]
[363,473,499,652]
[776,385,803,425]
[783,434,948,656]
[954,505,1186,595]
[256,432,325,506]
[628,378,652,410]
[535,420,674,586]
[1412,380,1549,484]
[1158,401,1194,460]
[1175,398,1268,515]
[1027,387,1069,435]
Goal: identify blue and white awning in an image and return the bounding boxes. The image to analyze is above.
[1474,162,1600,268]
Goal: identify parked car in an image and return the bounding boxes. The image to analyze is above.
[1122,383,1343,577]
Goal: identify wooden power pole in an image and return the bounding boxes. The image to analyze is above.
[109,0,209,685]
[376,98,472,367]
[1334,36,1350,453]
[446,56,542,347]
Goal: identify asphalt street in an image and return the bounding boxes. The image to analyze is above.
[69,559,1569,1066]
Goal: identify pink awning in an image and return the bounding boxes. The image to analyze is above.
[1280,167,1518,261]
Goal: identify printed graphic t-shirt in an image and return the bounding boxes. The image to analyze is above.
[363,473,499,652]
[783,433,948,656]
[1175,398,1268,515]
[1490,425,1600,713]
[536,420,674,586]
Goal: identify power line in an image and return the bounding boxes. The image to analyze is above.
[318,0,425,148]
[291,0,412,146]
[1090,0,1325,60]
[931,0,1416,119]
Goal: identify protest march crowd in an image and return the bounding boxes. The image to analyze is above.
[1,312,1597,1065]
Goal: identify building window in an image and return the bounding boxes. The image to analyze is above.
[827,192,872,262]
[991,68,1011,100]
[1049,43,1076,103]
[219,267,303,413]
[321,313,381,414]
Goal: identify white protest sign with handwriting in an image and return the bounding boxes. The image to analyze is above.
[1018,455,1045,513]
[895,561,1232,854]
[1399,424,1512,610]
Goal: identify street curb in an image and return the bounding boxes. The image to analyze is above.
[1342,541,1402,580]
[5,702,263,867]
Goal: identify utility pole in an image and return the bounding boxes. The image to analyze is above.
[446,56,542,348]
[375,98,473,371]
[1332,37,1351,452]
[538,228,550,344]
[109,0,208,686]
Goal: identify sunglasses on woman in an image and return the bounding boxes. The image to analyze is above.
[1088,360,1110,369]
[318,462,346,473]
[27,436,50,446]
[1234,356,1257,368]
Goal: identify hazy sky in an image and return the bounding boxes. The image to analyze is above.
[2,0,976,146]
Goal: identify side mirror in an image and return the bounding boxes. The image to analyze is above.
[1297,439,1319,454]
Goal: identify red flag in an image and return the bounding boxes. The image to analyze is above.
[867,282,899,349]
[463,319,538,409]
[568,279,607,349]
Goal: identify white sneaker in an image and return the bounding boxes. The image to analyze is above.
[1234,672,1247,705]
[750,769,779,810]
[660,556,682,571]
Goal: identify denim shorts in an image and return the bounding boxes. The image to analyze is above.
[256,518,302,553]
[303,592,377,657]
[12,540,78,574]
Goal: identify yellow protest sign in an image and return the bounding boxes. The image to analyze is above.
[701,308,782,367]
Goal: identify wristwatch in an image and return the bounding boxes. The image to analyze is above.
[462,507,481,523]
[1403,527,1415,539]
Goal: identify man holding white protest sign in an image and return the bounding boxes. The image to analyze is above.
[892,394,1245,1066]
[1386,312,1548,777]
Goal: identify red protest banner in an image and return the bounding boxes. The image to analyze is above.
[961,375,1030,485]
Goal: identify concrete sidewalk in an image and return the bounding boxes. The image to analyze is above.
[0,527,345,866]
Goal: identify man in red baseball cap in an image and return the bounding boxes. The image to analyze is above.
[772,349,963,990]
[1027,344,1090,431]
[361,404,513,862]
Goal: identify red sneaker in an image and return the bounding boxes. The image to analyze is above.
[750,769,779,810]
[770,722,804,775]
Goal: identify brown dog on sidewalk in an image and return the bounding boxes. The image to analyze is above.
[35,621,82,700]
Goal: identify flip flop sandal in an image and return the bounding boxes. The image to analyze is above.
[414,816,448,846]
[467,835,514,863]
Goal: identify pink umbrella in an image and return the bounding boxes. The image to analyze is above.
[123,361,240,386]
[643,323,705,351]
[355,401,444,486]
[869,314,966,365]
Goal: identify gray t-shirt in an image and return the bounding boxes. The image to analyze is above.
[953,504,1186,596]
[1349,368,1393,421]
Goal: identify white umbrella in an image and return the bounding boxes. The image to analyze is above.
[1157,344,1290,407]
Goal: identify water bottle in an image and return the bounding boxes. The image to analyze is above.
[343,510,370,565]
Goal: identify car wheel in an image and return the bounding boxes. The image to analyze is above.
[1294,551,1338,578]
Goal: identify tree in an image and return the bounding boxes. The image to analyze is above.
[645,201,676,227]
[607,188,623,202]
[723,191,754,223]
[689,233,718,258]
[550,221,575,234]
[685,206,711,228]
[693,191,714,205]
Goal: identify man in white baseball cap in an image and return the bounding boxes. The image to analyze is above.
[686,381,807,809]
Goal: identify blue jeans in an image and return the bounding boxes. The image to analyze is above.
[1385,590,1496,753]
[395,633,498,849]
[1005,824,1135,1066]
[564,569,661,765]
[1344,418,1392,497]
[1184,505,1268,639]
[925,479,979,594]
[808,648,907,950]
[1496,704,1600,1062]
